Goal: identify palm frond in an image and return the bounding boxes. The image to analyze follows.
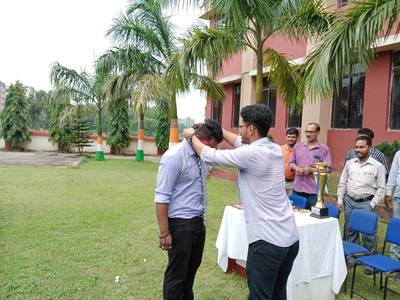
[180,26,244,77]
[189,73,224,102]
[131,74,164,113]
[50,63,95,102]
[303,0,400,99]
[264,48,303,107]
[96,46,163,75]
[127,0,176,54]
[277,0,334,39]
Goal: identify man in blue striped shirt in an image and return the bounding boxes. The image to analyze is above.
[344,128,389,174]
[385,150,400,267]
[154,119,223,300]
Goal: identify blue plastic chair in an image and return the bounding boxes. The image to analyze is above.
[325,204,340,218]
[351,218,400,300]
[289,194,307,209]
[343,209,379,292]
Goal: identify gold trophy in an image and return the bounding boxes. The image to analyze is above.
[310,162,329,218]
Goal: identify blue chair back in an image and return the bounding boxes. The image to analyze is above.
[386,218,400,246]
[349,209,378,236]
[325,204,340,218]
[289,194,307,209]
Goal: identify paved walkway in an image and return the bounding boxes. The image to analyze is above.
[0,152,82,167]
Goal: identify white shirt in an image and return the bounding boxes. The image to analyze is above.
[201,136,299,247]
[337,156,386,208]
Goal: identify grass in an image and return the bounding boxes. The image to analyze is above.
[0,159,398,299]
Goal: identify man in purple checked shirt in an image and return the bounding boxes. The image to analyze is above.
[289,122,332,209]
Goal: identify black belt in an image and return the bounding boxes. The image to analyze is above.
[286,179,294,182]
[348,195,374,202]
[168,216,203,224]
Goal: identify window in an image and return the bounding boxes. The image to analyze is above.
[390,52,400,130]
[262,77,276,127]
[331,64,365,129]
[212,100,223,124]
[232,83,241,127]
[287,106,302,128]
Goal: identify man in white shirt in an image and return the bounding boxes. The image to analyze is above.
[187,104,299,300]
[337,135,386,273]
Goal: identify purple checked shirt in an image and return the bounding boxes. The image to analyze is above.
[289,141,332,194]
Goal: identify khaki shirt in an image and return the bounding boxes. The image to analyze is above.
[337,156,386,208]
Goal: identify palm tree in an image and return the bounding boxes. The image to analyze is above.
[164,0,332,106]
[302,0,400,99]
[98,0,224,154]
[50,62,108,160]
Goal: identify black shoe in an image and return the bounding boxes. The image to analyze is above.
[364,268,374,275]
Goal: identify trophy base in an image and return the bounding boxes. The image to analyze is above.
[310,206,329,218]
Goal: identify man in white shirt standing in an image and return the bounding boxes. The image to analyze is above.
[337,135,386,274]
[186,104,299,300]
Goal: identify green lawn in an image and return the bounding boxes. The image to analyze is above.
[0,159,398,299]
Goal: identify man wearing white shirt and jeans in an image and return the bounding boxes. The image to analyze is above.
[385,150,400,266]
[187,104,299,300]
[337,135,386,274]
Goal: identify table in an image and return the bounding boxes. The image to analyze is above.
[216,206,347,300]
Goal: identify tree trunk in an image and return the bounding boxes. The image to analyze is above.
[169,94,179,149]
[136,106,145,161]
[95,104,104,161]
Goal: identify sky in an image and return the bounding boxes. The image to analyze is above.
[0,0,207,122]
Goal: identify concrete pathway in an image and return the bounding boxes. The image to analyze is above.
[0,151,82,167]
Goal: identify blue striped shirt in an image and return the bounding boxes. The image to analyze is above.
[154,140,208,219]
[344,148,389,174]
[386,151,400,198]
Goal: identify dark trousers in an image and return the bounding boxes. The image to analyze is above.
[163,217,205,300]
[293,190,317,209]
[247,240,299,300]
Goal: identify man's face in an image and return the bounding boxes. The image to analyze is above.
[305,124,319,143]
[238,119,251,144]
[355,140,370,160]
[286,134,298,146]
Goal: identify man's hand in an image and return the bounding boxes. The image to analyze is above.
[337,203,344,212]
[183,128,195,139]
[385,196,393,209]
[295,167,303,176]
[159,232,172,251]
[302,167,312,175]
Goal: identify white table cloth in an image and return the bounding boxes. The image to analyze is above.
[216,206,347,300]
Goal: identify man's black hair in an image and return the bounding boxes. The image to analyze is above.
[358,128,374,139]
[195,119,223,143]
[356,135,372,146]
[286,127,299,137]
[240,104,272,137]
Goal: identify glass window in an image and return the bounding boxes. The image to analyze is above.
[262,77,276,127]
[212,100,222,124]
[331,64,365,129]
[287,106,302,128]
[232,83,241,128]
[390,52,400,130]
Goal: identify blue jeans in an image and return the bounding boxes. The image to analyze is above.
[390,197,400,260]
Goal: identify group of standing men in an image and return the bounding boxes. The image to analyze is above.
[281,126,400,275]
[154,101,400,299]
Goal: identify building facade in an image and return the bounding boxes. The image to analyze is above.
[202,0,400,168]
